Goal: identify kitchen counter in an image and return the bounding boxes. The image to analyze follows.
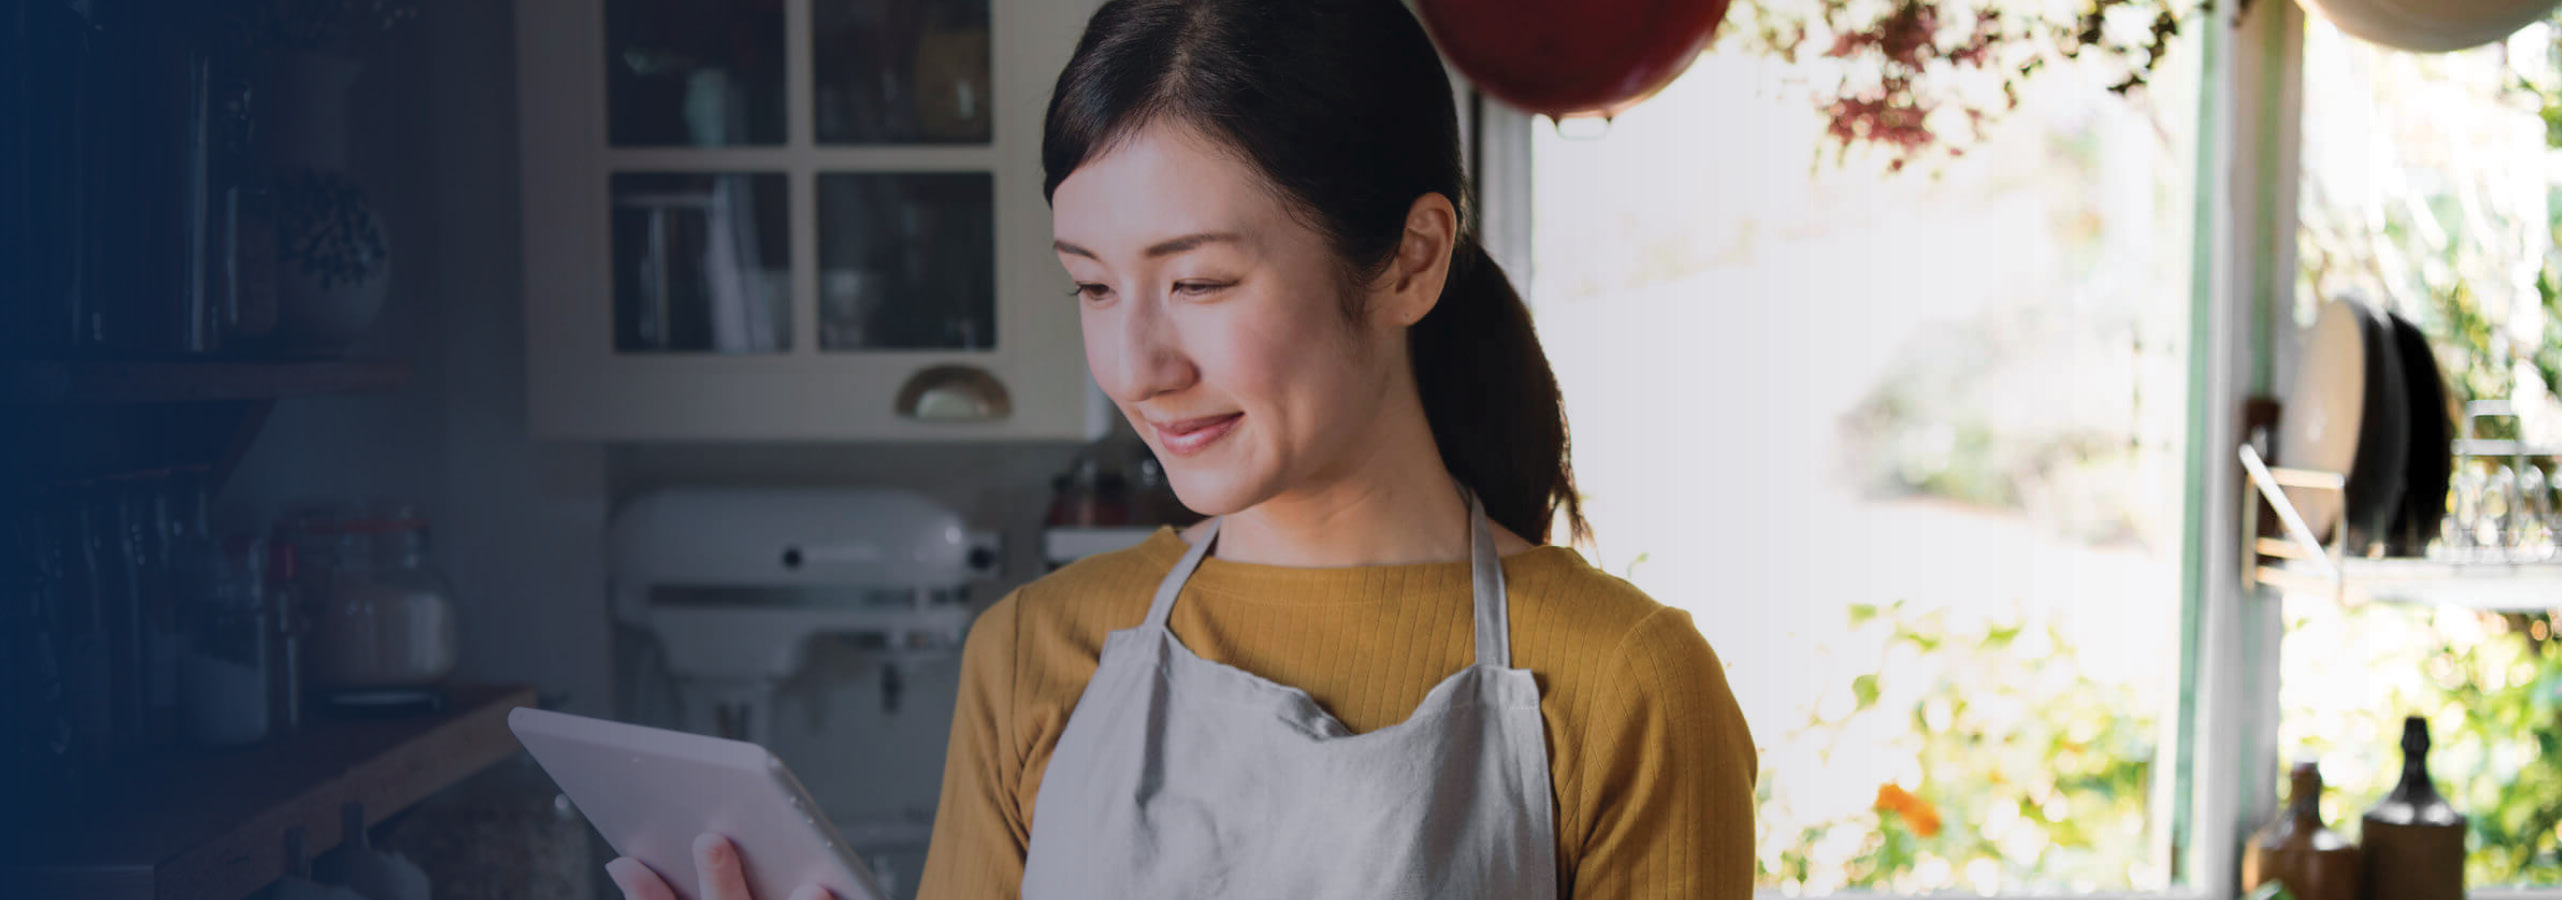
[4,683,538,900]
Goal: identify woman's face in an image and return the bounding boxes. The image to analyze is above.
[1050,122,1412,516]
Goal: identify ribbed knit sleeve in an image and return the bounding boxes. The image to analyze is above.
[1564,607,1757,899]
[916,590,1027,899]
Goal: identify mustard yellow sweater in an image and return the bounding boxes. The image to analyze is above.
[915,526,1757,899]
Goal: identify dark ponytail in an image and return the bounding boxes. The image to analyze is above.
[1413,235,1585,545]
[1042,0,1587,545]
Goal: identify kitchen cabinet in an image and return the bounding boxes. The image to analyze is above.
[513,0,1111,440]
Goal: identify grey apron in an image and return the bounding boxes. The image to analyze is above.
[1022,488,1559,900]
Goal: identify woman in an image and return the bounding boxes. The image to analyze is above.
[607,1,1754,898]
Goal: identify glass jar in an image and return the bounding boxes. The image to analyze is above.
[307,507,457,705]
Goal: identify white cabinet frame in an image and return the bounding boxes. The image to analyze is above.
[515,0,1110,442]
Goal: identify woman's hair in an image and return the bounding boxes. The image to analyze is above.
[1041,0,1589,545]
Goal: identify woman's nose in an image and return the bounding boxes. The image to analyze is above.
[1100,289,1195,403]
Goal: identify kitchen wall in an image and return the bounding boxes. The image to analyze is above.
[220,0,1097,734]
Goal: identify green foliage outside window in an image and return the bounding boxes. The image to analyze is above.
[1758,601,2162,893]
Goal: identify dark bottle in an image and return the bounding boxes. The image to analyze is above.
[2360,717,2467,900]
[1129,453,1199,527]
[1044,454,1128,528]
[265,537,305,736]
[2244,760,2363,900]
[121,483,182,748]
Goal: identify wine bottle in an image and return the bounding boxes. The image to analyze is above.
[2361,716,2466,900]
[2244,759,2364,900]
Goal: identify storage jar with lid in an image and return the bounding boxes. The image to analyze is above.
[306,506,457,712]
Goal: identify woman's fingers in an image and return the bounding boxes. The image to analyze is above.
[614,833,831,900]
[694,832,757,900]
[605,856,679,900]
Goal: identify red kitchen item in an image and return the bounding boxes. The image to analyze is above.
[1417,0,1732,118]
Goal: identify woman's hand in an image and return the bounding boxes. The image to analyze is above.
[604,833,837,900]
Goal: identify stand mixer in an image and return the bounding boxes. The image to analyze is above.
[607,488,996,745]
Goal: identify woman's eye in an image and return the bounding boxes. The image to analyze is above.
[1173,281,1229,297]
[1069,283,1110,302]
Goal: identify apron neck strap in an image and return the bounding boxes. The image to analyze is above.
[1464,486,1511,668]
[1142,515,1221,631]
[1140,486,1512,668]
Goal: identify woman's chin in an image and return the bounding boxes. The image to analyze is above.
[1162,470,1266,519]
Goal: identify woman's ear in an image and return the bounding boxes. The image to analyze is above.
[1373,193,1459,328]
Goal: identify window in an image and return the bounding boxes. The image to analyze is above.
[1524,14,2203,893]
[1501,4,2562,895]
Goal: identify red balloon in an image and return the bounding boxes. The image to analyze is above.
[1418,0,1733,119]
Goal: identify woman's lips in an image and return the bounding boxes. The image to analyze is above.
[1153,413,1242,457]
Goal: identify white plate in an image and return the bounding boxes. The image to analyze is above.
[2280,298,2369,540]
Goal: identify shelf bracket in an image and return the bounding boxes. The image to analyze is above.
[2237,443,2346,602]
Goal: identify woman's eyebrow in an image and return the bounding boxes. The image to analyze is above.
[1053,232,1245,260]
[1141,232,1243,257]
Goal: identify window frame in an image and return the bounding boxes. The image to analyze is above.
[2180,0,2296,893]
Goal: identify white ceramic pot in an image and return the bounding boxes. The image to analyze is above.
[261,51,391,352]
[2298,0,2560,53]
[272,168,391,352]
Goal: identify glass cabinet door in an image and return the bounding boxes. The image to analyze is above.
[813,0,993,144]
[606,0,788,147]
[817,172,995,351]
[602,0,1002,356]
[609,172,793,353]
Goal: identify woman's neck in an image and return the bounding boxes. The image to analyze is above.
[1197,391,1519,567]
[1213,470,1469,569]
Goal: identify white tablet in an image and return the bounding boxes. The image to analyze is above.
[508,707,887,900]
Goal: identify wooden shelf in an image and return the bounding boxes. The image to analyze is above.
[0,358,410,405]
[4,683,539,900]
[1,358,412,489]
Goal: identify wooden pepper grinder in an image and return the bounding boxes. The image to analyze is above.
[2360,716,2467,900]
[2244,759,2364,900]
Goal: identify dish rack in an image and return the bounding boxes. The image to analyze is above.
[2242,400,2562,611]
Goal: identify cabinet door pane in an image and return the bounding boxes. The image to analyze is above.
[817,172,995,350]
[610,173,792,353]
[812,0,992,144]
[607,0,787,146]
